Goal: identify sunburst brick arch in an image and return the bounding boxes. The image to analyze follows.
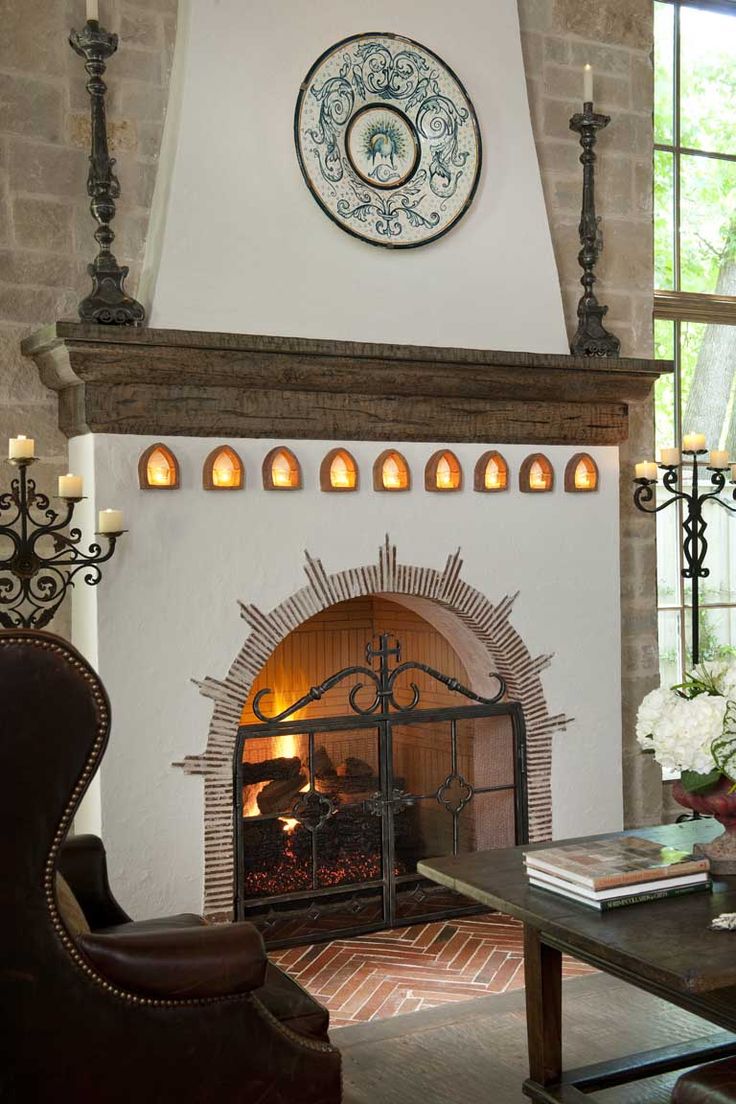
[177,537,571,919]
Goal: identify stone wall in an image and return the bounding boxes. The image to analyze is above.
[518,0,661,825]
[0,0,176,631]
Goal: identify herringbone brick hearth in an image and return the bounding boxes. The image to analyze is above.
[269,913,594,1027]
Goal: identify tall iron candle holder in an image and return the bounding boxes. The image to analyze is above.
[633,451,736,665]
[69,19,145,325]
[0,456,125,629]
[569,102,620,357]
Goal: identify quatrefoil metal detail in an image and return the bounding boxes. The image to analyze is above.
[436,772,474,815]
[290,790,336,832]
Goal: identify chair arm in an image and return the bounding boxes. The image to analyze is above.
[58,834,130,929]
[77,920,268,999]
[673,1058,736,1104]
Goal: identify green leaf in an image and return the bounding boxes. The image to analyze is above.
[680,768,723,793]
[713,700,736,782]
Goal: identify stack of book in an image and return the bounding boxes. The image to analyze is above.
[524,835,711,911]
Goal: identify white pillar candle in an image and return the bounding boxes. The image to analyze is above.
[635,461,658,481]
[58,473,84,499]
[583,64,594,103]
[98,508,124,533]
[683,433,706,452]
[86,0,99,21]
[9,435,34,459]
[710,450,730,469]
[730,464,736,483]
[660,448,680,466]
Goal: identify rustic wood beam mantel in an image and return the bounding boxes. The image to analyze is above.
[22,322,671,445]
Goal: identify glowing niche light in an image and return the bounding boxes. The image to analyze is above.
[374,449,410,491]
[204,445,244,490]
[520,453,553,493]
[474,450,508,493]
[139,443,179,490]
[263,447,301,490]
[426,449,462,491]
[320,448,358,492]
[565,452,599,493]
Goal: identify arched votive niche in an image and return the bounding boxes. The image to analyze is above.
[520,453,553,493]
[474,450,508,492]
[425,449,462,492]
[203,445,244,490]
[138,443,180,490]
[263,447,301,490]
[373,450,410,491]
[320,448,358,492]
[565,453,599,493]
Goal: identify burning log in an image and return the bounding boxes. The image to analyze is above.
[337,757,373,777]
[313,745,335,778]
[256,771,308,815]
[242,756,301,784]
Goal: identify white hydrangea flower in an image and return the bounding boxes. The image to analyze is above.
[636,684,729,775]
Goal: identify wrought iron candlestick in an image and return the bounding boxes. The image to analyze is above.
[569,102,620,358]
[70,20,145,325]
[0,457,124,629]
[633,452,736,665]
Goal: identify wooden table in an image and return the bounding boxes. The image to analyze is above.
[418,822,736,1103]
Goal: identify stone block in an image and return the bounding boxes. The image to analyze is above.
[567,40,633,78]
[0,74,64,143]
[12,197,73,253]
[553,0,652,50]
[517,0,553,33]
[630,54,653,115]
[0,177,9,247]
[597,155,633,215]
[543,36,570,64]
[521,31,543,77]
[0,0,68,75]
[137,120,165,160]
[115,46,164,84]
[118,80,168,122]
[67,113,138,153]
[534,138,579,175]
[120,6,164,48]
[0,400,66,459]
[7,139,87,197]
[0,282,65,325]
[597,219,653,292]
[0,248,79,290]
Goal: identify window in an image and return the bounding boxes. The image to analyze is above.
[654,0,736,684]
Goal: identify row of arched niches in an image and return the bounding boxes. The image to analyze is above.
[138,444,600,494]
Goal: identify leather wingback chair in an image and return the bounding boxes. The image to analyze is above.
[673,1059,736,1103]
[0,631,342,1103]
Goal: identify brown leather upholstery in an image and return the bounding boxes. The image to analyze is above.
[0,630,342,1103]
[78,919,268,998]
[673,1059,736,1103]
[256,962,331,1039]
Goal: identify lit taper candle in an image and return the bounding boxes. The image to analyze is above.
[86,0,99,22]
[583,63,594,103]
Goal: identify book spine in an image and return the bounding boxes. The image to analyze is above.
[597,882,711,911]
[592,861,709,891]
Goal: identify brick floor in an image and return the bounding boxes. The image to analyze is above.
[269,913,595,1027]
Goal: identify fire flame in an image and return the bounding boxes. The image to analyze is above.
[242,691,309,831]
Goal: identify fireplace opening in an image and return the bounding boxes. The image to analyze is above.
[235,597,527,947]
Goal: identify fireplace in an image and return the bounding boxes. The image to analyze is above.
[234,598,526,946]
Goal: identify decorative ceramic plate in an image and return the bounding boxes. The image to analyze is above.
[294,33,482,249]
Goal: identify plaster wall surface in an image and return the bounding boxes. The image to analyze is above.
[149,0,568,354]
[71,433,622,919]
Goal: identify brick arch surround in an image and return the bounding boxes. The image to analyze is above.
[177,537,571,919]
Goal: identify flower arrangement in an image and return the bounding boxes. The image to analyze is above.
[637,660,736,793]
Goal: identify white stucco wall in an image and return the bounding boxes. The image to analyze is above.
[71,434,622,919]
[147,0,568,354]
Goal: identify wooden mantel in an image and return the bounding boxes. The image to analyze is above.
[22,322,671,445]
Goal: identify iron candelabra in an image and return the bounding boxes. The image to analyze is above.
[69,18,145,325]
[569,102,620,358]
[633,451,736,665]
[0,457,124,629]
